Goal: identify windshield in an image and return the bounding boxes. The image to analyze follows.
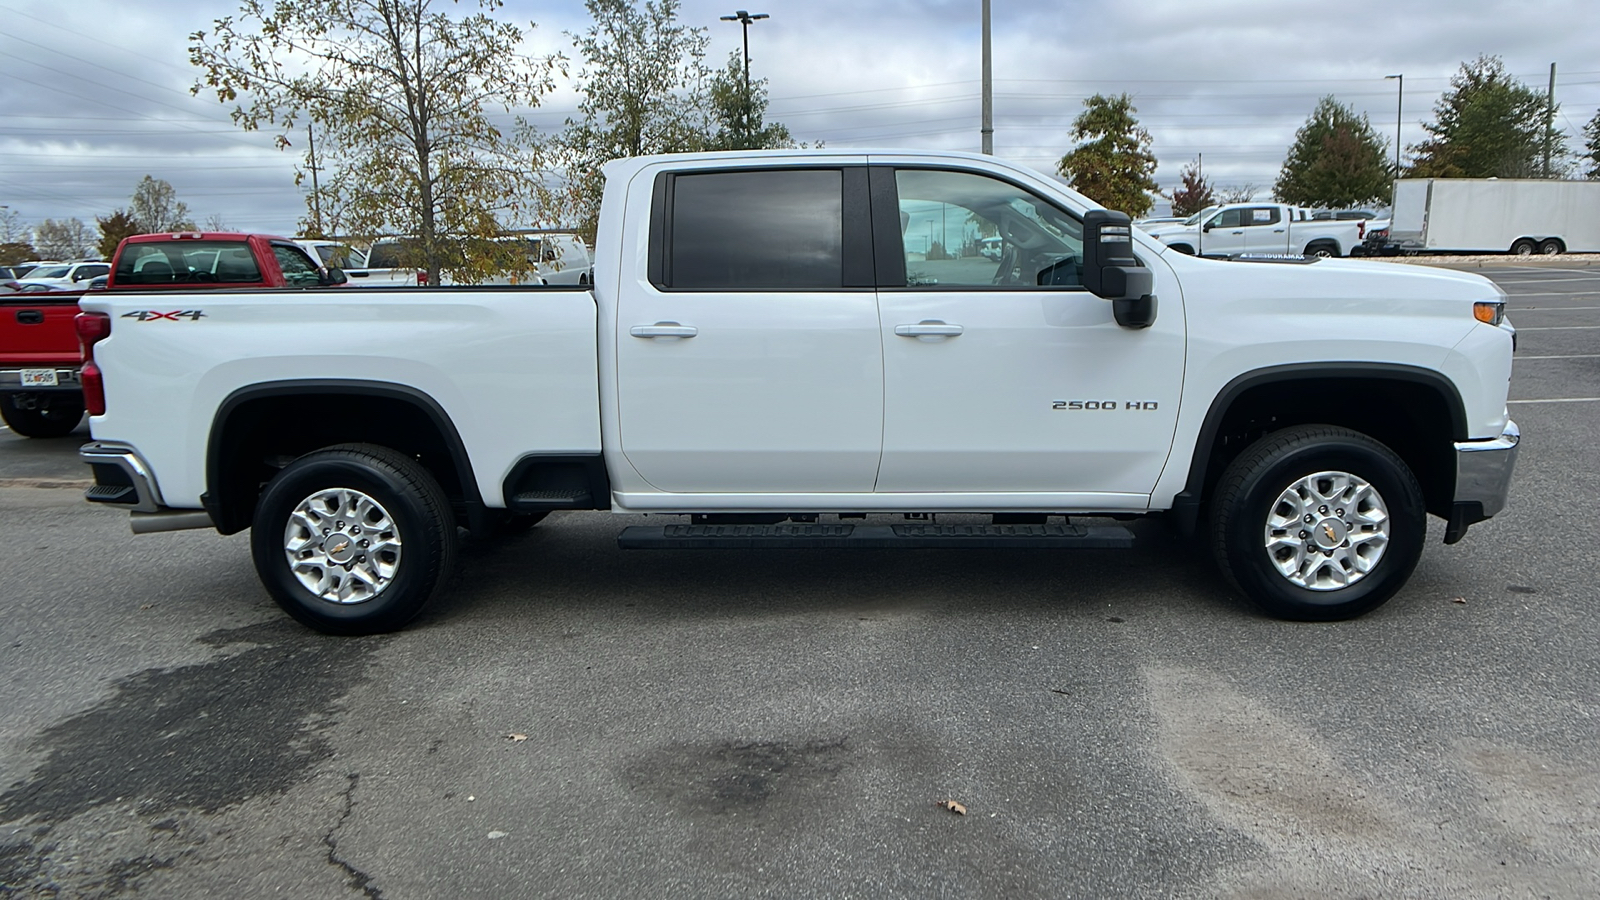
[27,265,71,279]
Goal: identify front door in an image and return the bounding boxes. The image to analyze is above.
[615,166,884,494]
[874,166,1184,497]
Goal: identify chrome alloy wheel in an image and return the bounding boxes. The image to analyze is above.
[283,488,403,604]
[1263,470,1390,591]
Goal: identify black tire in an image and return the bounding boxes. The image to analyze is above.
[1303,241,1339,259]
[1538,239,1563,256]
[251,444,457,635]
[1,392,83,438]
[1210,425,1425,621]
[1511,239,1537,256]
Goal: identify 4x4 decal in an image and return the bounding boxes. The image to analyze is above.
[121,310,206,321]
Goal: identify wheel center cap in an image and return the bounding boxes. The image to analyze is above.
[1313,518,1347,550]
[322,533,357,563]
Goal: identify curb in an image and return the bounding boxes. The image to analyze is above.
[1361,255,1600,270]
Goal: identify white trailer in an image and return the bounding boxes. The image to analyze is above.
[1389,178,1600,255]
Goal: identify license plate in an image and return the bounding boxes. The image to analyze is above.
[21,369,58,387]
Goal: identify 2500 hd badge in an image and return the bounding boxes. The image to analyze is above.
[1052,400,1160,410]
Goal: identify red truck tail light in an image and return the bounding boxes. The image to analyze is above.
[75,311,111,416]
[417,270,428,286]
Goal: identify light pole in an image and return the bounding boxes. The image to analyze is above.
[720,10,769,144]
[981,0,992,154]
[1384,74,1403,175]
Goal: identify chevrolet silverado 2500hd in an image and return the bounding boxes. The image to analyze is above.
[76,150,1519,634]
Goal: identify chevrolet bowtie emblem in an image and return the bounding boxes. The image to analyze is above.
[1322,525,1337,543]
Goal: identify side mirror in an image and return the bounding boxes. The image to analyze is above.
[1202,222,1214,233]
[319,266,348,286]
[1082,210,1157,329]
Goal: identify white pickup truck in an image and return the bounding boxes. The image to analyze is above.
[1146,202,1379,258]
[76,149,1519,634]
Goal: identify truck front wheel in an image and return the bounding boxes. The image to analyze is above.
[1209,426,1425,621]
[1,392,83,438]
[251,444,457,635]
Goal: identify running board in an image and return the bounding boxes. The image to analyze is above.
[617,522,1134,550]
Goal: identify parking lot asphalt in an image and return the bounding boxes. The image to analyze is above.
[2,265,1597,898]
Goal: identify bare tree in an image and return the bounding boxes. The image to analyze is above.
[34,218,95,259]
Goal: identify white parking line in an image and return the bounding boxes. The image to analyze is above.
[1514,325,1600,331]
[1515,354,1600,360]
[1506,305,1600,311]
[1495,277,1600,285]
[1508,397,1600,404]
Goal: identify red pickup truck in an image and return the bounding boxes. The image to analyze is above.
[1,233,344,437]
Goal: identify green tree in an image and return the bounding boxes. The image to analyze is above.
[95,209,142,260]
[544,0,712,241]
[0,242,37,266]
[1583,109,1600,179]
[128,176,195,233]
[1409,55,1565,178]
[1273,96,1392,208]
[705,50,793,151]
[1055,93,1159,217]
[191,0,560,285]
[1169,158,1215,216]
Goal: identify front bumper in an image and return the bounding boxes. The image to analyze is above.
[1444,419,1520,544]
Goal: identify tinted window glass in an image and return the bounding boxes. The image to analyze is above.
[670,169,842,289]
[114,241,261,284]
[273,245,321,286]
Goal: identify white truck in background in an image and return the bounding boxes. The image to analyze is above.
[76,149,1518,635]
[1147,202,1379,258]
[1384,178,1600,255]
[344,232,593,287]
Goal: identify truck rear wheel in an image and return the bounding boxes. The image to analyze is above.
[1209,426,1425,621]
[1,392,83,438]
[251,444,457,635]
[1303,241,1340,259]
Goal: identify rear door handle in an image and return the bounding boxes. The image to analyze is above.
[16,310,44,325]
[894,321,964,337]
[630,322,698,339]
[1273,228,1286,233]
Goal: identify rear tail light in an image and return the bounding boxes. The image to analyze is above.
[417,270,428,286]
[75,311,111,416]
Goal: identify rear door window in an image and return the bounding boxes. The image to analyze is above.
[661,169,846,290]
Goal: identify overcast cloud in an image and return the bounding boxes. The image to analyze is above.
[2,0,1597,236]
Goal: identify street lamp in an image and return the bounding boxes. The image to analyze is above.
[720,10,769,94]
[1384,74,1403,175]
[720,10,769,144]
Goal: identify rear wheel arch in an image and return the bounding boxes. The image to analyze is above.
[1169,364,1467,535]
[205,380,481,535]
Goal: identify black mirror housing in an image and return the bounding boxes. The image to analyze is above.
[319,266,349,286]
[1082,210,1158,329]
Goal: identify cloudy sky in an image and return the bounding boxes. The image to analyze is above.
[3,0,1598,236]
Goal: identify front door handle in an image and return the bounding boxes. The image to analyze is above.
[894,321,964,338]
[1273,228,1286,233]
[630,322,698,339]
[16,310,45,325]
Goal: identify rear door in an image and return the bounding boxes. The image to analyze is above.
[1239,206,1287,253]
[614,166,884,493]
